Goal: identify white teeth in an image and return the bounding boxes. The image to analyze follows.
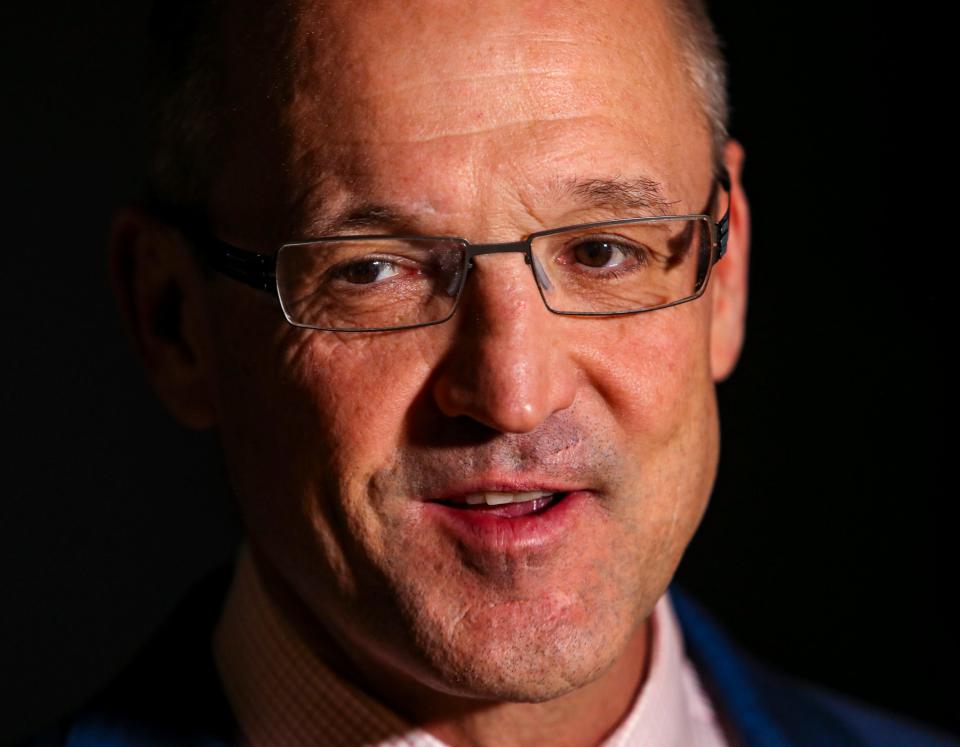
[463,490,554,506]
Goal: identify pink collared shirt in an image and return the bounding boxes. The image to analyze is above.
[214,547,729,746]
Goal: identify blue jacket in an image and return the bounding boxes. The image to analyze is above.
[24,571,959,746]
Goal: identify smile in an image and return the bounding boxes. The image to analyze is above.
[423,484,591,553]
[437,490,569,519]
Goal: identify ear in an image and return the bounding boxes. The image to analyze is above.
[709,139,751,382]
[109,208,218,429]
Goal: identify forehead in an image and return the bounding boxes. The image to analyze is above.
[212,0,712,239]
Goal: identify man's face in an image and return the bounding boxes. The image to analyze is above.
[201,0,742,701]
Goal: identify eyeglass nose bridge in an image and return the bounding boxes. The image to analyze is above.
[462,239,553,292]
[465,240,530,260]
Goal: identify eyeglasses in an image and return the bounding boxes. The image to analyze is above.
[174,169,729,333]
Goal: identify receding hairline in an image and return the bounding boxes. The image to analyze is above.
[142,0,728,211]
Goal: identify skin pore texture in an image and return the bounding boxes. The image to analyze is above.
[112,0,750,745]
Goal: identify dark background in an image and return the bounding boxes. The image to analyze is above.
[2,2,955,744]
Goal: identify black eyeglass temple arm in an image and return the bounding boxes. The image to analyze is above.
[191,233,278,294]
[715,165,731,261]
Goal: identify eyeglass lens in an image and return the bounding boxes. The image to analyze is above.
[275,218,713,331]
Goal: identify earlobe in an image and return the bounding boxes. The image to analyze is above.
[709,139,751,382]
[109,208,219,429]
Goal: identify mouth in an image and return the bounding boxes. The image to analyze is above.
[422,484,591,553]
[434,490,569,519]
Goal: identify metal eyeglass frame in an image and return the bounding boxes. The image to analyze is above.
[170,168,730,332]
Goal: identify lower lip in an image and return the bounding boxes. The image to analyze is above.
[422,491,592,553]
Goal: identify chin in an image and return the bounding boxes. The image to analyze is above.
[426,641,615,704]
[401,595,634,703]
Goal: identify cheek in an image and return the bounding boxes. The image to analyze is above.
[209,295,441,593]
[578,304,714,446]
[574,304,718,558]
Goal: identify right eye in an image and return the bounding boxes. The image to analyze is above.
[332,258,403,285]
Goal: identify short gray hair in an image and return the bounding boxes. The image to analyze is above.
[664,0,730,168]
[142,0,730,210]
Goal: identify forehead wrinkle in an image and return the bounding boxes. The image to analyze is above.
[266,10,700,237]
[283,137,683,238]
[213,0,710,236]
[324,114,603,150]
[282,6,685,145]
[332,48,645,103]
[315,65,663,148]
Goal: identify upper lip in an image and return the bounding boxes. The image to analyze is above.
[421,475,591,504]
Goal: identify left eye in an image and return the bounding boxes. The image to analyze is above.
[569,239,643,270]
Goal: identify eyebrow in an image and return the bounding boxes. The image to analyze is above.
[306,175,677,236]
[301,204,412,237]
[562,176,678,216]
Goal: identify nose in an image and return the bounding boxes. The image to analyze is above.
[430,254,577,433]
